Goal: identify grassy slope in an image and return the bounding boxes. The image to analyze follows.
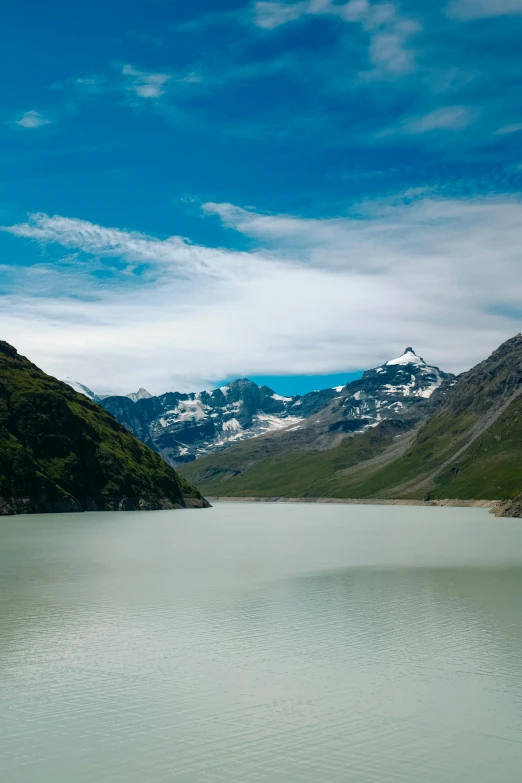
[432,394,522,499]
[179,420,413,498]
[0,342,207,513]
[181,400,522,501]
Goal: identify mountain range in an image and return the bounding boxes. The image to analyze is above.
[55,337,522,517]
[177,336,522,517]
[64,347,451,467]
[0,342,208,515]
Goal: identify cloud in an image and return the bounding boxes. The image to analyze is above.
[494,123,522,135]
[448,0,522,19]
[14,110,53,129]
[2,213,251,281]
[50,74,108,94]
[400,106,474,134]
[2,193,522,393]
[121,64,171,98]
[253,1,420,75]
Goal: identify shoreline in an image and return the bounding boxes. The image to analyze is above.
[207,496,497,509]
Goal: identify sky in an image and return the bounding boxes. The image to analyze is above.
[1,0,522,395]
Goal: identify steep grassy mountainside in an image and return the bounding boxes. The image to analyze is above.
[179,419,415,497]
[0,342,209,515]
[179,336,522,511]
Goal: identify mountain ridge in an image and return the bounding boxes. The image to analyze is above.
[83,347,451,467]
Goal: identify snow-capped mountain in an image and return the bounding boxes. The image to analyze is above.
[217,347,455,456]
[327,347,453,433]
[100,378,338,465]
[67,347,453,466]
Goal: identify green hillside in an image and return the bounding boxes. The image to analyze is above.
[0,341,209,515]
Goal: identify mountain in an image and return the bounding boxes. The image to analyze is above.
[281,347,453,444]
[177,347,453,489]
[179,336,522,515]
[100,378,339,465]
[98,348,451,467]
[127,388,152,402]
[0,342,209,515]
[62,379,152,404]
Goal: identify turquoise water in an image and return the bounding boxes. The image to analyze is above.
[1,503,522,782]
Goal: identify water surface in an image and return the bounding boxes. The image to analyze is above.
[1,503,522,782]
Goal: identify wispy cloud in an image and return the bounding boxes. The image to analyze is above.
[121,64,171,98]
[2,213,251,281]
[253,1,421,75]
[448,0,522,19]
[2,193,522,392]
[401,106,474,134]
[494,123,522,135]
[50,74,108,94]
[14,110,53,129]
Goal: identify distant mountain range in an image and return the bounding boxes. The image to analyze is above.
[64,347,452,467]
[0,342,208,515]
[178,336,522,517]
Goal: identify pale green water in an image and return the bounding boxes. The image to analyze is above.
[1,503,522,783]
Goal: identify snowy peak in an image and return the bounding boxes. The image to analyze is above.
[327,349,454,436]
[127,388,152,402]
[386,348,426,367]
[62,378,98,401]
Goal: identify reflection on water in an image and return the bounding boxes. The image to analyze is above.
[1,503,522,782]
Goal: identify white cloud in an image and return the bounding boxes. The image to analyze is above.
[253,1,420,75]
[14,110,53,129]
[494,123,522,135]
[2,194,522,394]
[400,106,474,134]
[448,0,522,19]
[121,64,171,98]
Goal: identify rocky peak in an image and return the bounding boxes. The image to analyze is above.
[329,349,454,435]
[127,388,153,402]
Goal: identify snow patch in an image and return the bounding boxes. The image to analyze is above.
[222,417,242,433]
[386,348,426,367]
[62,378,97,400]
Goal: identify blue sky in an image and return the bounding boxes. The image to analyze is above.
[1,0,522,394]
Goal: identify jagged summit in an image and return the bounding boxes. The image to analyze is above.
[127,388,152,402]
[100,378,337,465]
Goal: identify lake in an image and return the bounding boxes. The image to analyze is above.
[1,502,522,782]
